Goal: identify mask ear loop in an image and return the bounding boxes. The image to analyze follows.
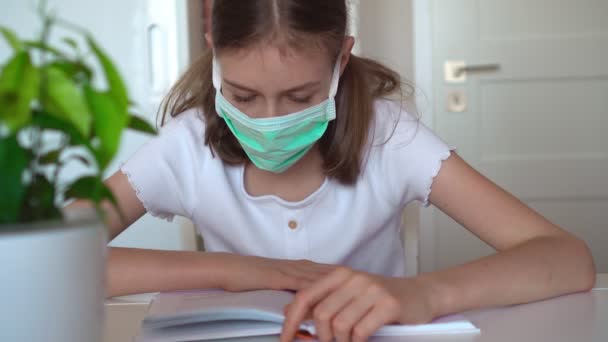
[328,57,342,98]
[212,55,222,91]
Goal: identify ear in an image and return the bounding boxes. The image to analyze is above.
[205,33,214,49]
[339,36,356,76]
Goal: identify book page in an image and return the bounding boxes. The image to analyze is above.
[139,289,480,341]
[143,289,295,328]
[301,314,479,336]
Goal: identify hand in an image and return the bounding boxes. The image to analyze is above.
[217,253,338,292]
[280,267,436,342]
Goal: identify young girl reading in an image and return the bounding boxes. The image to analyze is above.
[90,1,595,341]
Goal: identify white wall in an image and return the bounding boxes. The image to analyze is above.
[358,0,415,80]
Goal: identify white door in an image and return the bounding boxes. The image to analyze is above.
[421,0,608,272]
[1,0,197,251]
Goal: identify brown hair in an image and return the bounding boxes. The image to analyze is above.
[160,0,408,184]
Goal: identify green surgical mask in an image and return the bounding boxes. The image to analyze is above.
[212,57,341,173]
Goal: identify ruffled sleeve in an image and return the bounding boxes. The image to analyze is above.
[120,110,204,221]
[373,100,454,208]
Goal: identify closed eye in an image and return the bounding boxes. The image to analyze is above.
[289,95,313,104]
[233,94,257,103]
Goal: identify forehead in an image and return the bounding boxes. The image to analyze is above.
[217,44,334,86]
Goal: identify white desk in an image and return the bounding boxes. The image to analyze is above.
[104,274,608,342]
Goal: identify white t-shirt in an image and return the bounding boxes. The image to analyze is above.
[120,99,452,277]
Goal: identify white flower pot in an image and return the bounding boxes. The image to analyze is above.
[0,211,106,342]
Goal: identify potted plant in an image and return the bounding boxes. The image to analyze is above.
[0,5,155,342]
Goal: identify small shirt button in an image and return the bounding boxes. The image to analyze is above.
[288,220,298,230]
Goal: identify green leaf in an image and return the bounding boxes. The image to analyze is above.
[31,110,86,142]
[0,134,29,224]
[0,55,23,95]
[48,60,93,82]
[23,40,68,58]
[86,36,128,109]
[65,154,90,167]
[31,111,101,168]
[0,51,38,131]
[128,114,157,135]
[0,52,26,91]
[19,173,62,223]
[68,178,125,224]
[101,185,125,224]
[62,37,78,50]
[64,176,98,200]
[44,65,92,136]
[64,176,119,214]
[39,149,61,165]
[0,27,22,51]
[84,85,128,169]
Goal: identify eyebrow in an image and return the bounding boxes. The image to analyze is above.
[223,78,321,94]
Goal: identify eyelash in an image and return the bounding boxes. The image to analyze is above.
[289,96,313,104]
[234,95,257,103]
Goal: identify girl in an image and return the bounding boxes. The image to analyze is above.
[94,1,595,341]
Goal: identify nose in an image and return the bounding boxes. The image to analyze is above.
[249,98,298,118]
[265,102,280,118]
[258,100,289,118]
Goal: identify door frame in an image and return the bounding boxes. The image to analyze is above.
[413,0,439,273]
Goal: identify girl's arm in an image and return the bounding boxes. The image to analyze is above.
[281,153,596,342]
[106,248,336,297]
[70,171,219,297]
[68,170,146,241]
[106,247,227,297]
[418,152,595,315]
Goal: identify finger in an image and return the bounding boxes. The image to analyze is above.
[280,267,353,342]
[284,303,313,322]
[313,274,371,342]
[330,284,381,342]
[351,300,400,342]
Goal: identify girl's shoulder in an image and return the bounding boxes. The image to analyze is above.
[144,107,214,170]
[365,99,453,207]
[370,98,426,147]
[120,107,208,221]
[160,107,206,138]
[155,107,214,157]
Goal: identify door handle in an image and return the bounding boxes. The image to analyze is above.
[445,61,501,83]
[454,64,500,77]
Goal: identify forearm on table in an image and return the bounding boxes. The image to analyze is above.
[106,247,230,298]
[416,235,596,318]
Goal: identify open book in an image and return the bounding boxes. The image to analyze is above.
[136,289,479,341]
